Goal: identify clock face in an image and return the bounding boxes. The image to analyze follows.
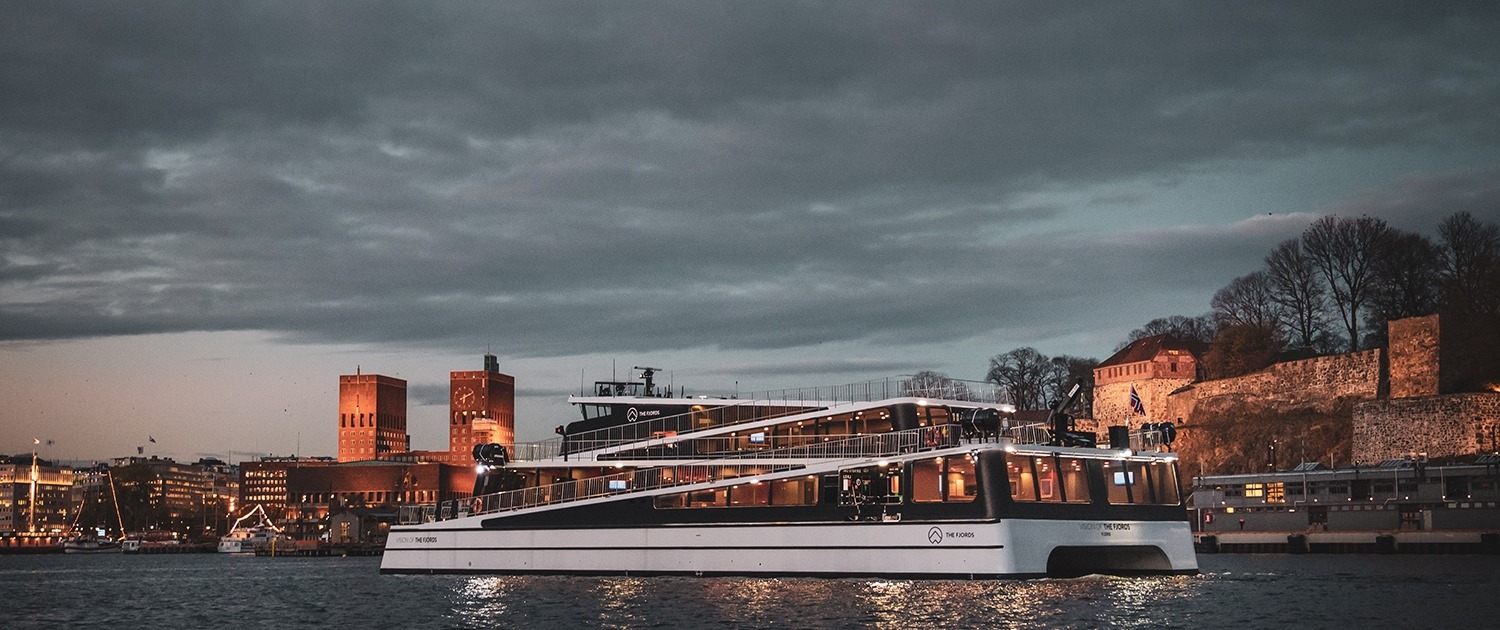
[453,386,475,407]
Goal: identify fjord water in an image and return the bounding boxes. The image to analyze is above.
[4,554,1496,629]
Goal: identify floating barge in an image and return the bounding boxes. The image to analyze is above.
[1191,456,1500,554]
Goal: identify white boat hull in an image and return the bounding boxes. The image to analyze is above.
[380,518,1197,577]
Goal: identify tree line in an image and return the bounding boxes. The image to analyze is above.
[941,211,1500,411]
[1208,211,1498,377]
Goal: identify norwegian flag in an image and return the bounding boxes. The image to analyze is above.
[1129,384,1146,416]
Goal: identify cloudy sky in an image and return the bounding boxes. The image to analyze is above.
[4,2,1499,463]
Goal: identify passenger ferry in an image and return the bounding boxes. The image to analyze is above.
[381,371,1197,578]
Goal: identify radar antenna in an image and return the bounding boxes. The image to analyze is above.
[633,366,662,394]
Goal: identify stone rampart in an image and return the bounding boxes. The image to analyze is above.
[1353,393,1500,463]
[1187,349,1384,406]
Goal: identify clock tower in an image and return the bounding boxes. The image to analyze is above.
[449,354,515,462]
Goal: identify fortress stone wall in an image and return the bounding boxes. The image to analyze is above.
[1094,378,1193,425]
[1162,349,1384,428]
[1085,314,1495,475]
[1354,393,1500,462]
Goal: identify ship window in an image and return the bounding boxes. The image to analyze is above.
[1035,457,1060,502]
[1244,483,1265,498]
[912,458,943,503]
[770,477,818,506]
[730,482,769,506]
[653,492,682,509]
[945,456,977,503]
[1103,460,1144,505]
[687,488,727,507]
[862,414,894,435]
[1058,457,1092,503]
[1008,456,1037,502]
[1147,461,1181,505]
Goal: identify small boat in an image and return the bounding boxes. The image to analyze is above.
[219,505,285,553]
[120,530,180,553]
[63,533,121,554]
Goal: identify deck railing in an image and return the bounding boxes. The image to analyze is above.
[399,421,1134,525]
[433,424,969,521]
[529,376,1010,462]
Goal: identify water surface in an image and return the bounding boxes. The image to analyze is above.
[4,553,1494,629]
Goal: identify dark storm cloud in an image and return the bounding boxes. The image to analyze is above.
[2,2,1498,356]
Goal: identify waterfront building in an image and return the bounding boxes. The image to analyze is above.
[0,455,74,534]
[240,457,468,538]
[338,371,410,463]
[1092,335,1206,425]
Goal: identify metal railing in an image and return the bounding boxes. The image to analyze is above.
[576,375,1008,406]
[438,425,971,521]
[534,376,1011,462]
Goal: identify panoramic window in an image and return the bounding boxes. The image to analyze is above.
[945,456,977,502]
[1147,461,1181,505]
[912,458,943,503]
[1007,456,1037,502]
[730,481,769,506]
[770,476,818,506]
[1058,457,1092,503]
[1034,457,1060,502]
[1102,460,1137,504]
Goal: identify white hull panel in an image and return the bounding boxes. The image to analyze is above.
[381,518,1197,577]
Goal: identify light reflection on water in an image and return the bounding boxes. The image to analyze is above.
[5,554,1500,629]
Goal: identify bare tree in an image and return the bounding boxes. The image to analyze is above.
[1264,238,1329,351]
[986,347,1053,411]
[1211,270,1285,330]
[1301,215,1392,351]
[1438,211,1500,316]
[1204,323,1284,379]
[1366,230,1442,344]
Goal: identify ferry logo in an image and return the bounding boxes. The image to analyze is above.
[627,407,639,422]
[928,527,944,545]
